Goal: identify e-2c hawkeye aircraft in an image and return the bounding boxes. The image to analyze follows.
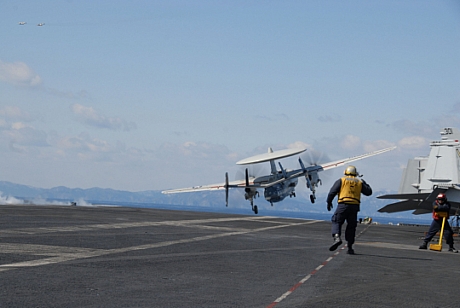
[378,127,460,216]
[162,145,396,214]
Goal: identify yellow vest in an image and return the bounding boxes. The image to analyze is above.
[338,176,362,204]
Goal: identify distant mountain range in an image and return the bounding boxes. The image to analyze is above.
[0,181,429,222]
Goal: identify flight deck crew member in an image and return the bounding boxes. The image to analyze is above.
[326,165,372,255]
[419,193,458,253]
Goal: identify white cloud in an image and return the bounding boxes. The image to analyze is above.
[71,103,137,131]
[340,135,361,150]
[0,119,8,129]
[362,139,396,152]
[58,133,117,153]
[0,106,45,151]
[11,122,27,130]
[397,136,427,149]
[0,106,32,121]
[2,124,48,147]
[54,133,133,162]
[0,61,42,87]
[287,141,312,150]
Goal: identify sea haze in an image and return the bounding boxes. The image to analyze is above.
[0,181,433,225]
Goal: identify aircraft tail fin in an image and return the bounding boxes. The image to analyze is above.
[398,157,427,194]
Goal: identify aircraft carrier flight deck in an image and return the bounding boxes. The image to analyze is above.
[0,205,457,307]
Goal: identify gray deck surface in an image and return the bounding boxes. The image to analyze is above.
[0,205,457,307]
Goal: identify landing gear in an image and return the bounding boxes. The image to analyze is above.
[310,194,316,203]
[250,198,258,214]
[245,185,259,214]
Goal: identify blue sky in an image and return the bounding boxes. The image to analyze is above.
[1,1,460,195]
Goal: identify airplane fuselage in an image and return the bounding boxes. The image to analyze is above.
[263,178,298,203]
[254,171,298,204]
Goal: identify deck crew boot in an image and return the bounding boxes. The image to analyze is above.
[329,234,342,251]
[347,244,355,255]
[419,242,427,249]
[448,246,458,253]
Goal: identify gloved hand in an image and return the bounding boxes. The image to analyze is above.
[327,202,333,211]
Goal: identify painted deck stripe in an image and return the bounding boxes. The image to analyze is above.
[0,218,321,272]
[267,224,371,307]
[0,216,319,236]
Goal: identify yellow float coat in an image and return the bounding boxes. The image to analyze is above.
[338,176,362,205]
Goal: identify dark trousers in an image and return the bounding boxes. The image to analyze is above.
[331,203,359,246]
[424,219,454,247]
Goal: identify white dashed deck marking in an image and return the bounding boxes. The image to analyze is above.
[0,217,320,272]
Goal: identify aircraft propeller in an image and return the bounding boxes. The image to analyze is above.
[303,148,329,166]
[225,172,229,207]
[245,168,250,192]
[228,165,263,213]
[298,149,330,203]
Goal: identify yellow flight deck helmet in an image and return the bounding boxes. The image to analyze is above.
[344,165,358,176]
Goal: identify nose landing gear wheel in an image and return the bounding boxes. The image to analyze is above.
[310,194,316,203]
[253,205,258,214]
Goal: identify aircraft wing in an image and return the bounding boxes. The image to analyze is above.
[249,146,398,187]
[163,146,396,194]
[377,193,431,200]
[162,184,227,194]
[162,178,269,194]
[412,208,433,215]
[319,146,397,171]
[376,188,460,215]
[378,200,431,214]
[281,146,397,180]
[236,146,397,192]
[378,198,460,215]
